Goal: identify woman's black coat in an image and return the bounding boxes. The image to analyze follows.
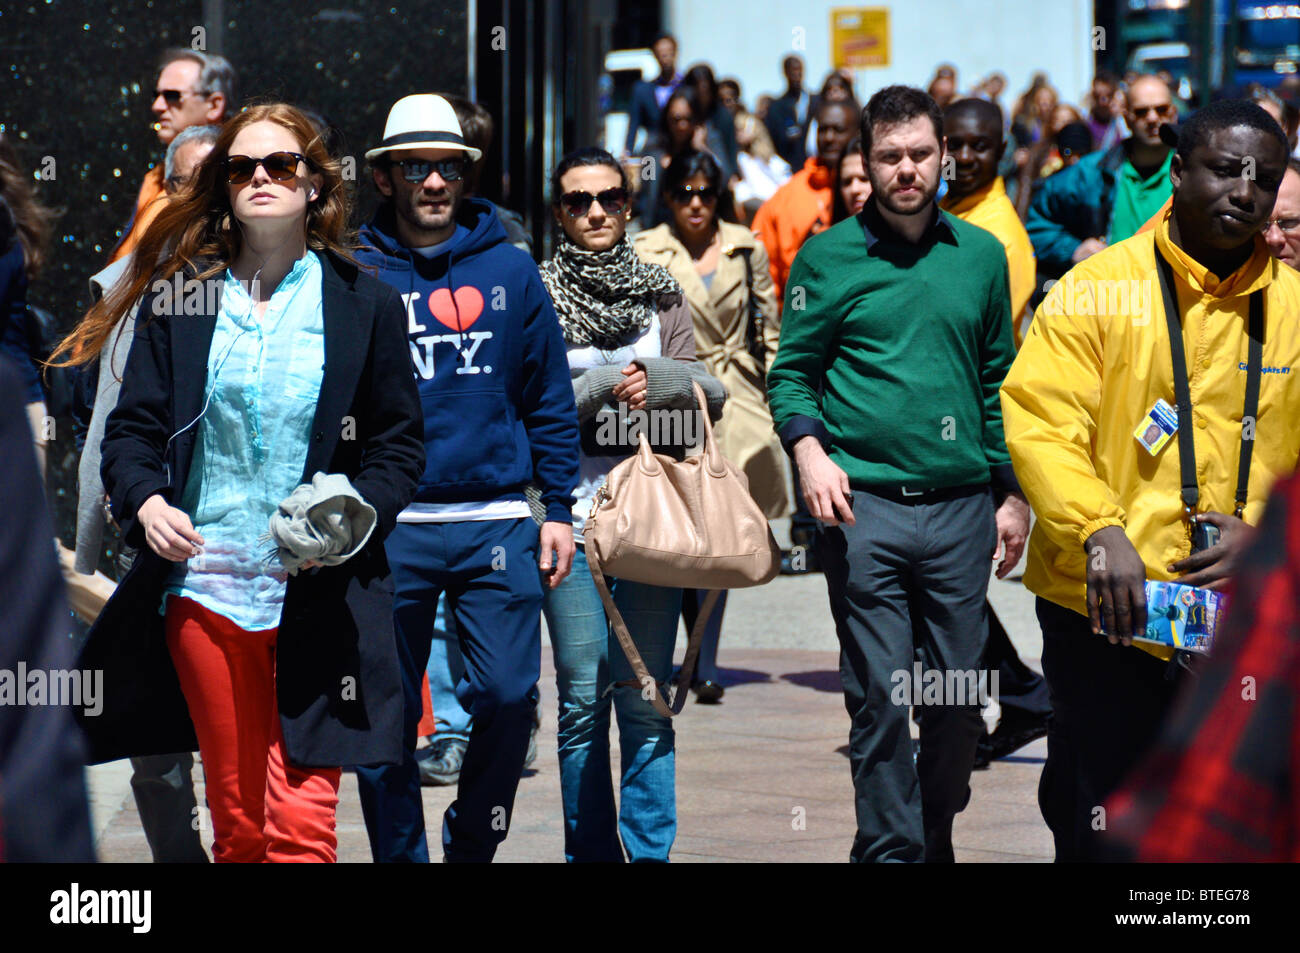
[75,250,425,768]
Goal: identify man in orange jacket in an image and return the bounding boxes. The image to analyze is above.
[752,98,857,304]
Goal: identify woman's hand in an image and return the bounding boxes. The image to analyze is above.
[138,493,204,562]
[611,363,648,411]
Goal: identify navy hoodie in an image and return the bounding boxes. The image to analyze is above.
[357,198,579,522]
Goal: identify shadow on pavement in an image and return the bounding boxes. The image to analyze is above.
[781,670,842,693]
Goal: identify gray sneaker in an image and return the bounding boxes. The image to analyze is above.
[417,736,467,787]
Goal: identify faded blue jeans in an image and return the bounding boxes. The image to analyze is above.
[542,545,681,862]
[425,594,471,740]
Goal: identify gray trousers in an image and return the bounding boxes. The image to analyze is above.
[817,486,996,863]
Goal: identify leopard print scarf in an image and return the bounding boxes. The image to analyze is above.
[539,234,681,350]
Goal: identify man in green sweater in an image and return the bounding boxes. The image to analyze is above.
[768,85,1030,863]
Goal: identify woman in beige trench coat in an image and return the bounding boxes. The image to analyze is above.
[634,148,790,703]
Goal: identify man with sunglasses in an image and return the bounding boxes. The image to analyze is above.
[108,49,236,264]
[352,94,579,864]
[1026,75,1175,282]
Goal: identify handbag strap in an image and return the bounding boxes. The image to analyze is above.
[586,542,720,718]
[737,246,767,385]
[1152,246,1264,521]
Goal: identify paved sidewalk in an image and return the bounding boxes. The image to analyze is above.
[92,646,1051,863]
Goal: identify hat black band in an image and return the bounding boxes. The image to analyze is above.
[380,131,467,148]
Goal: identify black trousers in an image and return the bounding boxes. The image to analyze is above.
[1035,597,1184,862]
[985,604,1051,721]
[818,486,996,863]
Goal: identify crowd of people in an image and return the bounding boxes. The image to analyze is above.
[1,33,1299,864]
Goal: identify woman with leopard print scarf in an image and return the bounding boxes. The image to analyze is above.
[537,147,725,863]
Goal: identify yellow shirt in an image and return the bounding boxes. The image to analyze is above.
[1001,209,1300,657]
[942,176,1036,347]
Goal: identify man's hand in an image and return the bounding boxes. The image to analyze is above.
[993,492,1030,579]
[1169,511,1256,591]
[138,493,204,562]
[539,520,575,589]
[793,436,855,527]
[1071,237,1107,263]
[1084,525,1147,644]
[611,363,648,411]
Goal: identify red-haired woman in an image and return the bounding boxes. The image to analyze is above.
[65,104,425,862]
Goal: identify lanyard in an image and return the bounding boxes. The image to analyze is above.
[1152,245,1263,522]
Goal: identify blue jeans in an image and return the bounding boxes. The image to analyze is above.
[425,595,471,739]
[542,545,681,862]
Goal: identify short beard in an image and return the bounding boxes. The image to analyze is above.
[396,193,458,233]
[869,174,938,216]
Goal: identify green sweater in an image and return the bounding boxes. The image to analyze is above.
[767,203,1017,490]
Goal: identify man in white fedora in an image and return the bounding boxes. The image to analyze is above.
[352,94,581,863]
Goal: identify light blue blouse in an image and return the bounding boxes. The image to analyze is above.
[164,251,325,631]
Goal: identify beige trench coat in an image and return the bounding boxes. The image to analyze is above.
[634,221,791,518]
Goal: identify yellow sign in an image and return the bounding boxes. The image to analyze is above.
[831,8,889,69]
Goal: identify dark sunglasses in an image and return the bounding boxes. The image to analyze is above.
[559,187,629,217]
[670,184,719,204]
[154,88,198,106]
[224,152,310,185]
[394,157,467,183]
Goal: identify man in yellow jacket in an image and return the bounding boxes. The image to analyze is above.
[941,98,1037,346]
[1001,100,1300,862]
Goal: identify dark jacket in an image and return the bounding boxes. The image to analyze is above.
[356,199,579,523]
[764,90,818,169]
[625,78,678,155]
[0,356,95,860]
[0,198,41,404]
[1024,141,1127,278]
[75,250,425,767]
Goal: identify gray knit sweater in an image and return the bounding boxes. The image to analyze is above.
[527,291,727,524]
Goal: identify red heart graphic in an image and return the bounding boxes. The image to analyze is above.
[428,286,484,332]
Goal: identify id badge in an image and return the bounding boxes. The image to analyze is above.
[1134,398,1178,455]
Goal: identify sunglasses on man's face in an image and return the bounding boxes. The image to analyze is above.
[1131,104,1173,119]
[670,184,719,205]
[154,88,198,106]
[559,187,629,217]
[224,152,310,185]
[394,157,467,183]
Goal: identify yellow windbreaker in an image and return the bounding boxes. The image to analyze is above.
[1001,210,1300,658]
[942,176,1037,347]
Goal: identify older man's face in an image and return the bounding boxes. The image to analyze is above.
[152,59,217,145]
[1264,167,1300,268]
[165,139,214,194]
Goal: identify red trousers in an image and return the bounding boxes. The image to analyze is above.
[165,597,341,862]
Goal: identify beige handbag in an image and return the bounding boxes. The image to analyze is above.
[584,382,781,716]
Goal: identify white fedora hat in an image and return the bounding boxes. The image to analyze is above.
[365,94,483,162]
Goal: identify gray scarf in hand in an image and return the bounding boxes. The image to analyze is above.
[539,235,681,350]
